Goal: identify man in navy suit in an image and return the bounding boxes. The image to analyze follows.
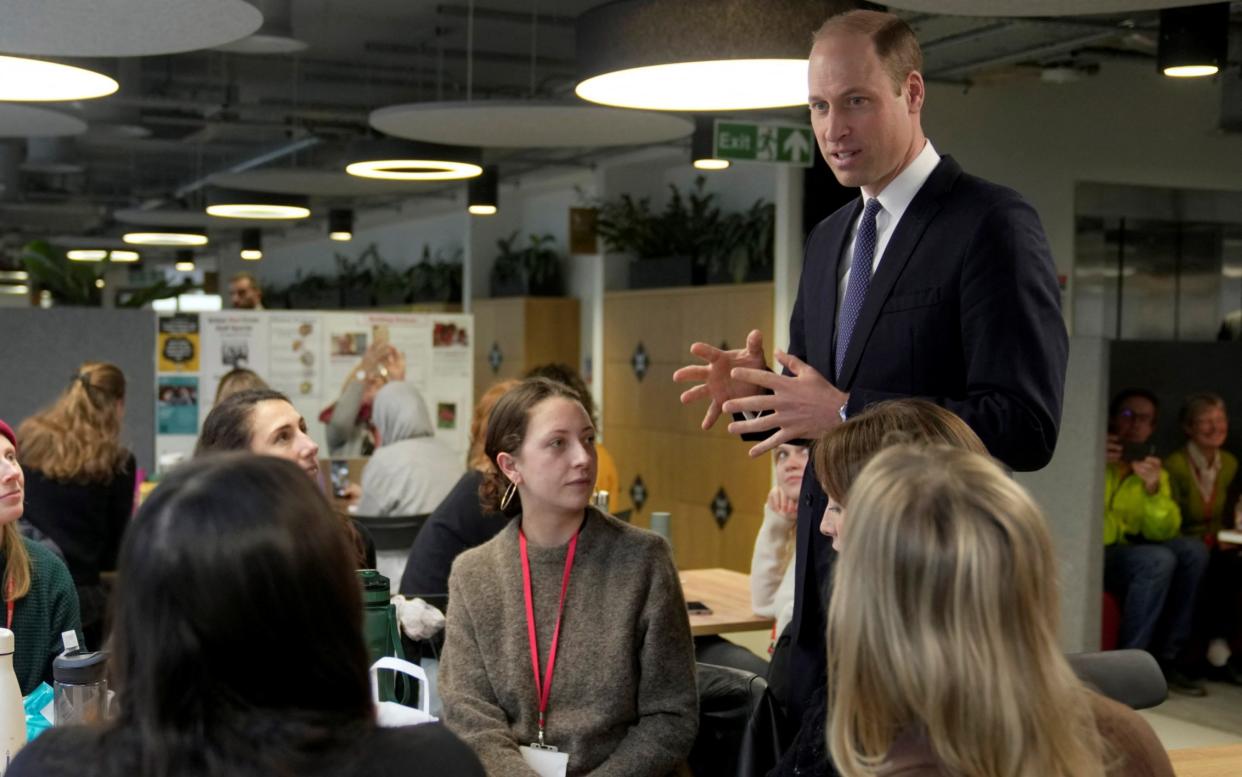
[674,9,1068,724]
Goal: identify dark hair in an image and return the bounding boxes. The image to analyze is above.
[196,388,290,456]
[479,377,584,516]
[1108,388,1160,420]
[103,453,371,776]
[525,363,596,425]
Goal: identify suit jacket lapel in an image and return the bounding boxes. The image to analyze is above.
[809,200,859,384]
[837,157,961,388]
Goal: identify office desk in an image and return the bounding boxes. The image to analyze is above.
[1169,743,1242,776]
[679,568,774,638]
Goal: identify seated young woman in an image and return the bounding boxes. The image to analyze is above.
[439,377,698,777]
[196,388,373,568]
[0,420,81,695]
[827,445,1173,777]
[771,398,988,777]
[9,453,483,777]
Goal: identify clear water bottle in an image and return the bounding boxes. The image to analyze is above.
[53,651,108,726]
[0,628,27,773]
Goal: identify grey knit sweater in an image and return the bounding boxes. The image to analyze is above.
[441,509,698,777]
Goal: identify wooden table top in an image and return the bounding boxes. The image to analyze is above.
[1169,744,1242,776]
[679,567,774,638]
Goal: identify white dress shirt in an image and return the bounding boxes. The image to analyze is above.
[835,140,941,312]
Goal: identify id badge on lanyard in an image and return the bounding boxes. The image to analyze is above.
[518,526,579,777]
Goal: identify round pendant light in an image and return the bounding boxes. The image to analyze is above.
[328,209,354,241]
[205,187,311,220]
[240,228,263,260]
[345,139,482,181]
[0,55,118,101]
[174,250,196,272]
[123,229,208,246]
[467,167,499,216]
[574,0,831,111]
[67,249,107,262]
[1158,4,1229,78]
[109,250,140,262]
[691,117,730,170]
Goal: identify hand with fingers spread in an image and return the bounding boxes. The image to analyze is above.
[672,329,768,431]
[721,349,848,457]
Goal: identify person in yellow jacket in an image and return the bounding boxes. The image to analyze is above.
[1104,389,1209,695]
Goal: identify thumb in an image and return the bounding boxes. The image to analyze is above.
[745,329,765,356]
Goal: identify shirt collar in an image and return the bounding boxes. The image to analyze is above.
[1188,442,1220,472]
[867,140,940,224]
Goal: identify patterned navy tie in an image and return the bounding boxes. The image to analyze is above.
[835,197,883,379]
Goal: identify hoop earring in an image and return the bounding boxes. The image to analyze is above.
[500,481,517,512]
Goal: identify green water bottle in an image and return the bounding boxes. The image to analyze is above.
[358,570,406,703]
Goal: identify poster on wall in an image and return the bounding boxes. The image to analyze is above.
[157,376,199,435]
[157,314,200,373]
[154,310,473,475]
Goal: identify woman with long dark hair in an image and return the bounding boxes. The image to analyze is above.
[196,388,373,568]
[9,454,483,777]
[439,377,698,776]
[18,361,133,648]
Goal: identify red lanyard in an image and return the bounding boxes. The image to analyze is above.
[519,527,579,747]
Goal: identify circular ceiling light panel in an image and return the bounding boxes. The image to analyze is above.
[205,188,311,219]
[370,101,695,148]
[123,231,209,246]
[577,59,808,111]
[575,0,825,111]
[215,33,309,55]
[0,104,86,138]
[882,0,1210,15]
[0,0,262,57]
[114,208,211,227]
[0,56,117,101]
[345,140,482,181]
[209,169,420,197]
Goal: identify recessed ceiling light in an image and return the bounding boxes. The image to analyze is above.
[467,205,498,216]
[109,250,140,263]
[174,261,196,272]
[345,139,482,181]
[693,159,731,171]
[0,55,117,101]
[123,231,208,246]
[1163,65,1219,77]
[205,188,310,220]
[691,116,730,171]
[67,249,108,261]
[1158,4,1228,79]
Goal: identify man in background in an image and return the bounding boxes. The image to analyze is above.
[229,272,264,310]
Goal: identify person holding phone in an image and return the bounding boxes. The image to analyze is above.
[1103,388,1208,695]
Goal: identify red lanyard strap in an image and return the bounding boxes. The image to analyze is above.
[519,527,579,745]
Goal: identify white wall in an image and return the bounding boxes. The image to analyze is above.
[923,60,1242,327]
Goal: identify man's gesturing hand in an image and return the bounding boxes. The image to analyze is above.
[672,329,767,430]
[722,350,848,457]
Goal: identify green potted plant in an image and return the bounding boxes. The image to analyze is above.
[335,249,374,308]
[596,176,771,289]
[410,245,464,303]
[287,270,338,309]
[19,240,104,306]
[489,232,564,297]
[365,244,411,306]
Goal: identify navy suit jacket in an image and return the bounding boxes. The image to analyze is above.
[782,155,1069,717]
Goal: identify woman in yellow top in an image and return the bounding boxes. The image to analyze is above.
[1103,389,1208,695]
[1164,392,1242,684]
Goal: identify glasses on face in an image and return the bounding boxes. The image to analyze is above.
[1118,408,1155,424]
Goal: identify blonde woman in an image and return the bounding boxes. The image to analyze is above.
[828,446,1173,777]
[18,362,132,649]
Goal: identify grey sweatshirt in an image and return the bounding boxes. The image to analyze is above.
[440,509,698,777]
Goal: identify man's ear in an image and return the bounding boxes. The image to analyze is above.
[496,451,521,484]
[904,70,925,114]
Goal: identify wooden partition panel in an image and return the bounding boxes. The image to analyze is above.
[604,284,774,571]
[472,297,580,402]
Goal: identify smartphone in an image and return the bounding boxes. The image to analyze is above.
[686,601,713,616]
[1121,442,1155,463]
[329,460,351,498]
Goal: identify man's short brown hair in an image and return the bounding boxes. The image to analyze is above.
[814,9,923,95]
[230,271,261,291]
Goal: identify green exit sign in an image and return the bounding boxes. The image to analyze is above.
[714,121,815,167]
